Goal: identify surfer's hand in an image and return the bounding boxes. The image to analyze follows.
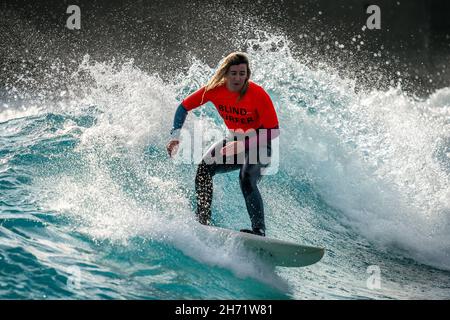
[166,139,180,158]
[220,141,245,156]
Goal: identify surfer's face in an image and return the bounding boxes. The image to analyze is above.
[226,63,248,92]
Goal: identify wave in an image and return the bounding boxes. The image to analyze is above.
[1,33,449,278]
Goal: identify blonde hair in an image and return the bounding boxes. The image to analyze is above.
[202,52,251,103]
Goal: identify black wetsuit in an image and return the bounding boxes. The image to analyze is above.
[195,136,272,233]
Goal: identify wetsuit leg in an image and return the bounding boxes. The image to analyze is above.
[195,139,241,224]
[239,145,272,232]
[239,161,267,232]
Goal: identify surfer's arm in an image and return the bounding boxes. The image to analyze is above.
[170,104,188,139]
[170,87,210,139]
[167,86,210,157]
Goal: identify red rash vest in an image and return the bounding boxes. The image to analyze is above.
[181,81,279,132]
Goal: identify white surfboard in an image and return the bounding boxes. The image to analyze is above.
[203,225,325,267]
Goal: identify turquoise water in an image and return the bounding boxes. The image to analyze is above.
[1,36,449,299]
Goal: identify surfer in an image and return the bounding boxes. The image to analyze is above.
[166,52,279,237]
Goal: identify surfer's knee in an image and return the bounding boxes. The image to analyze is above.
[240,163,263,184]
[196,160,215,179]
[239,169,257,191]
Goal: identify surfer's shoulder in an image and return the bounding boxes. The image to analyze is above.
[247,81,268,95]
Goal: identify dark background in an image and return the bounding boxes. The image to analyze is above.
[1,0,449,99]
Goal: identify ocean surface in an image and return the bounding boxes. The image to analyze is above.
[1,34,449,299]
